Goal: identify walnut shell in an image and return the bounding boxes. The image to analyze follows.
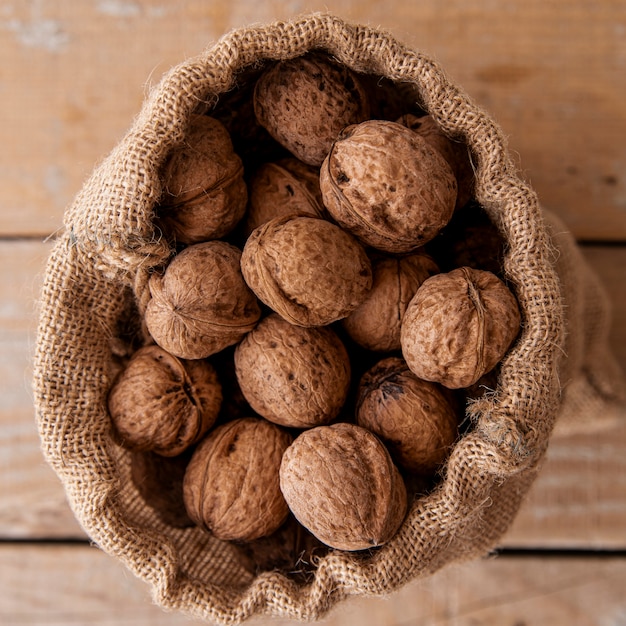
[279,422,408,551]
[397,113,474,210]
[107,345,222,456]
[240,215,372,327]
[234,314,351,428]
[183,417,293,542]
[253,53,370,166]
[145,241,261,360]
[356,356,459,474]
[342,252,440,352]
[320,120,458,253]
[157,114,247,244]
[243,158,326,237]
[401,267,522,389]
[130,449,194,528]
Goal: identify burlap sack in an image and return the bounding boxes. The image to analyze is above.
[542,209,625,437]
[33,13,624,624]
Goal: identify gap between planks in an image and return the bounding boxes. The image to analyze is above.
[1,543,626,626]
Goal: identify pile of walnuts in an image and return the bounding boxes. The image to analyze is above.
[107,53,521,573]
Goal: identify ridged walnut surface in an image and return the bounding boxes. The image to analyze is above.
[145,241,261,359]
[157,114,247,244]
[243,158,326,236]
[397,113,474,210]
[356,356,459,474]
[401,267,522,389]
[253,53,370,166]
[183,417,293,542]
[342,252,440,352]
[240,215,372,327]
[107,345,222,456]
[279,422,407,551]
[320,120,457,253]
[234,313,351,428]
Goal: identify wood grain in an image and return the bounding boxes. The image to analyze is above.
[1,544,625,625]
[581,245,626,370]
[0,239,84,538]
[505,416,626,549]
[1,0,625,239]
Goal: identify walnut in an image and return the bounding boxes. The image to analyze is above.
[243,158,326,237]
[253,53,370,166]
[107,345,222,456]
[157,114,247,244]
[279,422,407,551]
[342,251,439,352]
[320,120,458,253]
[240,215,372,327]
[356,356,459,475]
[397,113,474,209]
[130,449,194,528]
[401,267,522,389]
[183,417,293,542]
[234,313,351,428]
[145,241,261,359]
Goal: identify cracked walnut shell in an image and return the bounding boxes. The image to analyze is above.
[145,241,261,360]
[240,215,372,327]
[279,422,408,551]
[320,119,457,253]
[401,267,522,389]
[356,356,458,475]
[183,417,293,542]
[108,345,222,457]
[234,314,351,428]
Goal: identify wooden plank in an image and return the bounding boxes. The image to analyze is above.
[1,0,625,239]
[0,239,84,538]
[504,414,626,548]
[580,245,626,371]
[1,240,624,544]
[1,544,625,625]
[491,245,626,548]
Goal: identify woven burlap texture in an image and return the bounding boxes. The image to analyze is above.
[32,13,624,625]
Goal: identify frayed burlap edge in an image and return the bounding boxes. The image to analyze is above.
[33,12,573,624]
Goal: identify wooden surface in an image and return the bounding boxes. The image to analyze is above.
[1,1,625,624]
